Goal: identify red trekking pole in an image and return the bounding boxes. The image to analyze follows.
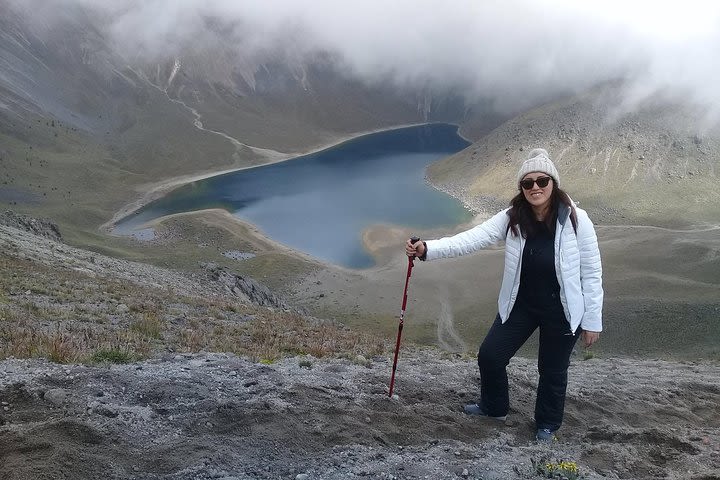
[388,237,419,398]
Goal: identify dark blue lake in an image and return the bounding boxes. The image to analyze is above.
[114,123,472,268]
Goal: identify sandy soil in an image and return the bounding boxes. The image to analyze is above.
[1,350,718,480]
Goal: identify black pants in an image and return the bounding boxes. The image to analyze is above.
[476,302,579,431]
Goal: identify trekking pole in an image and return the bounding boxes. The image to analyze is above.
[388,237,419,398]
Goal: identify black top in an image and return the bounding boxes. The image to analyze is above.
[516,221,563,314]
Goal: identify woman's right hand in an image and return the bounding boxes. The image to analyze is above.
[405,238,425,258]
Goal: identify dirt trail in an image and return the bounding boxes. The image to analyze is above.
[437,287,468,353]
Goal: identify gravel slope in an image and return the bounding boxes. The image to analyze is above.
[1,351,718,479]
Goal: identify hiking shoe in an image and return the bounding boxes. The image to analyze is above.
[463,403,507,421]
[535,428,557,442]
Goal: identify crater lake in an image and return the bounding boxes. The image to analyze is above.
[114,123,473,268]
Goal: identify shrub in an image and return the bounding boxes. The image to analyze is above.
[47,330,77,364]
[90,348,133,364]
[131,311,165,339]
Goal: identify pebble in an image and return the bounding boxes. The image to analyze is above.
[295,474,309,480]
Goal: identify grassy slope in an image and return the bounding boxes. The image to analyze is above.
[0,235,386,364]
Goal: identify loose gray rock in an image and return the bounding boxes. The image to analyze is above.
[43,388,70,406]
[88,401,119,418]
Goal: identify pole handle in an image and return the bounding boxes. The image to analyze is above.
[409,236,420,259]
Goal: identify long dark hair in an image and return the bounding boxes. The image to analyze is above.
[507,184,577,238]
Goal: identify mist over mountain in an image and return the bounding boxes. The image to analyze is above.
[6,0,720,116]
[4,0,720,156]
[0,0,488,156]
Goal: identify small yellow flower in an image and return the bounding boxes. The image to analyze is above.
[542,461,578,477]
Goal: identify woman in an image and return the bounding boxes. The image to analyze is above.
[405,148,603,442]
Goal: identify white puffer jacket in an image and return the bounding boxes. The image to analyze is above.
[425,203,603,333]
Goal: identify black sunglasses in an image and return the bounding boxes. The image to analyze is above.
[519,176,552,190]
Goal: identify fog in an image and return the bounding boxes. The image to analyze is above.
[7,0,720,114]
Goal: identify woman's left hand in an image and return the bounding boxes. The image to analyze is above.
[581,330,600,347]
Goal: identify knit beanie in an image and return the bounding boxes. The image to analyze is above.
[516,148,560,185]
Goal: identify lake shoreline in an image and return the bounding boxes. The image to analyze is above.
[101,122,461,233]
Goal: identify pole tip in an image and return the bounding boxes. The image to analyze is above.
[391,394,400,401]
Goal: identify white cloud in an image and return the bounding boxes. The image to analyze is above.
[8,0,720,113]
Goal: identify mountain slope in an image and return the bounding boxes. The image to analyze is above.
[0,3,479,157]
[429,85,720,227]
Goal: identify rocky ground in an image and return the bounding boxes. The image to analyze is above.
[1,351,719,480]
[1,214,719,480]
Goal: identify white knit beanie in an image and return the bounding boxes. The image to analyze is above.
[516,148,560,185]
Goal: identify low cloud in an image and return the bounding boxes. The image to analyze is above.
[8,0,720,115]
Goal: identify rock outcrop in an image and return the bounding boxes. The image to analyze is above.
[204,262,305,313]
[0,210,61,241]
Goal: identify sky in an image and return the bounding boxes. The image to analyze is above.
[9,0,720,114]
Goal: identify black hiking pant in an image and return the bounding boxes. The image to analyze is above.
[476,302,580,431]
